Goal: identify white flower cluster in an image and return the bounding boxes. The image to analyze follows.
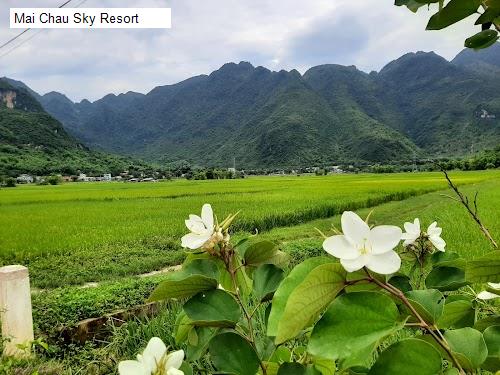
[323,212,446,275]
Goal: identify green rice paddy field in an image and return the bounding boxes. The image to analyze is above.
[1,170,500,374]
[0,171,499,289]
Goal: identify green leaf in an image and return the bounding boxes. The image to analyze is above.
[253,264,285,302]
[277,363,321,375]
[465,30,499,50]
[174,310,193,344]
[475,7,500,24]
[148,275,217,302]
[268,257,334,336]
[482,325,500,371]
[179,362,193,375]
[308,292,406,360]
[180,258,220,280]
[426,0,481,30]
[209,332,260,375]
[242,239,279,266]
[183,289,241,327]
[388,274,412,293]
[186,327,218,361]
[466,251,500,283]
[312,357,336,375]
[443,368,460,375]
[368,338,442,375]
[425,266,468,291]
[444,327,488,370]
[474,315,500,332]
[431,251,460,265]
[437,300,475,329]
[275,263,347,344]
[405,289,445,324]
[395,0,427,12]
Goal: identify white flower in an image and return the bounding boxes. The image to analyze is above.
[477,282,500,300]
[427,222,446,252]
[401,219,446,252]
[401,218,421,246]
[181,204,215,249]
[323,211,402,275]
[118,337,184,375]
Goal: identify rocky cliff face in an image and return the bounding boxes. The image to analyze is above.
[0,90,17,109]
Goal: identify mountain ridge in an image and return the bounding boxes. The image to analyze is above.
[7,45,500,168]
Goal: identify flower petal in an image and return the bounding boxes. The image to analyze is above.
[477,291,500,300]
[340,255,368,272]
[487,282,500,289]
[341,211,370,247]
[366,251,401,275]
[167,369,185,375]
[118,361,149,375]
[427,222,442,237]
[165,350,184,370]
[185,219,206,235]
[201,204,214,230]
[181,233,211,249]
[142,337,167,371]
[429,235,446,252]
[370,225,402,254]
[323,235,358,260]
[404,218,420,234]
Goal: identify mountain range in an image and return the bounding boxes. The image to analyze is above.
[0,79,150,176]
[3,43,500,170]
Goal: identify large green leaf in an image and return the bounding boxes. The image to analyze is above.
[395,0,427,12]
[425,266,468,291]
[209,332,260,375]
[426,0,481,30]
[183,289,241,327]
[277,363,321,375]
[465,30,499,50]
[148,275,217,302]
[437,300,475,329]
[405,289,445,324]
[242,239,279,266]
[368,338,442,375]
[174,310,193,344]
[180,258,220,279]
[253,264,284,302]
[275,263,346,344]
[268,257,334,336]
[388,274,412,293]
[466,251,500,283]
[444,327,488,370]
[475,7,500,24]
[483,325,500,372]
[186,327,218,361]
[308,292,406,360]
[474,315,500,332]
[431,251,460,265]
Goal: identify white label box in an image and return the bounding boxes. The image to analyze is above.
[10,8,171,29]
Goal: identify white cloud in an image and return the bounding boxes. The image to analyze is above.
[0,0,479,101]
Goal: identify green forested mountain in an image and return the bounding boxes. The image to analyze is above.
[14,46,500,168]
[0,79,152,176]
[452,42,500,75]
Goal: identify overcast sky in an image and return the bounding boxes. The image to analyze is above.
[0,0,478,102]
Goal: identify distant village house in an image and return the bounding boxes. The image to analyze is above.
[16,174,33,184]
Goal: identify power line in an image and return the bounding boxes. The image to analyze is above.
[0,0,78,52]
[0,0,88,59]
